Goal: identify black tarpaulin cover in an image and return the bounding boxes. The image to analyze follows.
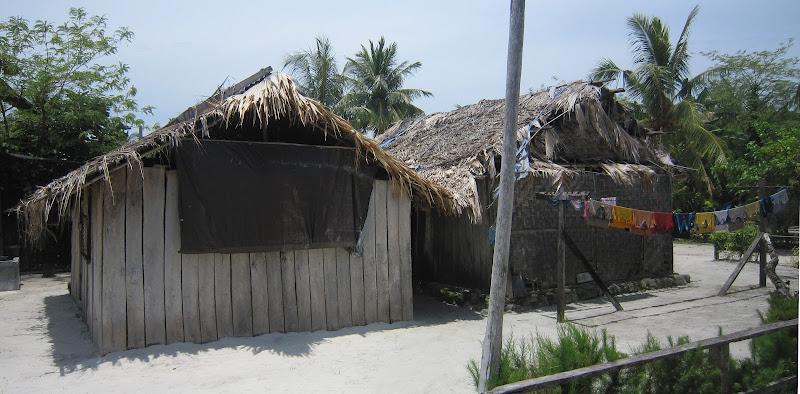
[176,140,375,254]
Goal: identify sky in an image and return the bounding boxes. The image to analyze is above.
[5,0,800,130]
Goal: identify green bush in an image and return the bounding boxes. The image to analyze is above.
[732,293,798,393]
[612,335,720,394]
[709,223,760,256]
[468,294,798,393]
[467,324,624,392]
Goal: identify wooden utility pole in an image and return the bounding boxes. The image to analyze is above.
[478,0,525,391]
[757,180,767,287]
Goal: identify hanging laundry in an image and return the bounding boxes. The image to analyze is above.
[693,212,716,234]
[585,200,613,228]
[609,205,634,230]
[630,209,655,235]
[744,202,760,221]
[713,210,730,232]
[673,212,695,235]
[570,199,583,211]
[770,189,789,214]
[652,212,674,234]
[728,206,747,231]
[600,197,617,206]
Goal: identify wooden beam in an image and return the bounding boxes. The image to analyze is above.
[562,232,623,311]
[718,232,764,296]
[556,201,566,322]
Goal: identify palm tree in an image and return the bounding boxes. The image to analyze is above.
[283,36,345,108]
[340,37,432,135]
[589,6,726,192]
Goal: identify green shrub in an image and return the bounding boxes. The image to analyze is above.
[468,295,797,393]
[613,335,720,394]
[467,325,624,392]
[709,223,760,256]
[732,293,798,393]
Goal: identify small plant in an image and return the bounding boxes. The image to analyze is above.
[709,223,760,258]
[440,288,465,305]
[467,324,624,391]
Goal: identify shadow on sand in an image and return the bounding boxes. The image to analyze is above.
[43,292,482,376]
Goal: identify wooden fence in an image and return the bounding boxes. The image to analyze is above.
[490,319,798,394]
[69,166,412,354]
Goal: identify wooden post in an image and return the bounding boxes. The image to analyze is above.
[718,232,764,296]
[710,343,731,394]
[758,181,767,287]
[557,199,566,322]
[478,0,525,391]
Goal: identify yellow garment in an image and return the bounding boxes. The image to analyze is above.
[743,202,760,220]
[609,205,634,230]
[693,212,716,234]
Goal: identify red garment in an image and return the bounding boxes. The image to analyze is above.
[651,212,674,233]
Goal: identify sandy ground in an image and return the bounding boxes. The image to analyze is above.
[0,243,797,393]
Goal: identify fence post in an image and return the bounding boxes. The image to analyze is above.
[758,181,767,287]
[710,343,731,394]
[713,244,719,260]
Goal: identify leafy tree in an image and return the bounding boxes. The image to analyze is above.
[0,7,152,162]
[699,43,800,213]
[282,36,345,109]
[589,6,727,194]
[340,37,431,135]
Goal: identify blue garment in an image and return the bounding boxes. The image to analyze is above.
[770,189,789,214]
[673,212,696,234]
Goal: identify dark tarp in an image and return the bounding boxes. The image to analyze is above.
[176,140,376,254]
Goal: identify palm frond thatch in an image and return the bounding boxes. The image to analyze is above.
[377,81,674,221]
[14,70,458,243]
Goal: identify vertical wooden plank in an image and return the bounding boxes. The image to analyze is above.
[164,170,184,343]
[363,182,378,324]
[125,167,145,349]
[142,167,166,346]
[336,248,352,327]
[294,250,312,332]
[349,248,366,326]
[266,251,284,333]
[214,254,234,338]
[250,252,269,336]
[198,254,218,343]
[323,248,339,330]
[374,181,391,323]
[399,190,413,321]
[81,192,89,314]
[102,169,127,353]
[281,252,299,332]
[308,249,326,331]
[70,205,78,301]
[387,185,403,323]
[231,253,253,337]
[90,184,103,349]
[181,254,201,343]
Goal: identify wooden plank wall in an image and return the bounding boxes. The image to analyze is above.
[69,175,412,354]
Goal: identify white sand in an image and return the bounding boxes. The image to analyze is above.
[0,243,796,393]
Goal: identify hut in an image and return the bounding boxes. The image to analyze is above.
[14,67,455,354]
[378,81,675,293]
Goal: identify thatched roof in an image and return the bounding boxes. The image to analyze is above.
[15,68,457,242]
[377,81,673,220]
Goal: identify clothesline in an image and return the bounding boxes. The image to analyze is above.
[578,189,790,236]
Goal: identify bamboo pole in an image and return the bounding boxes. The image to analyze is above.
[478,0,526,391]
